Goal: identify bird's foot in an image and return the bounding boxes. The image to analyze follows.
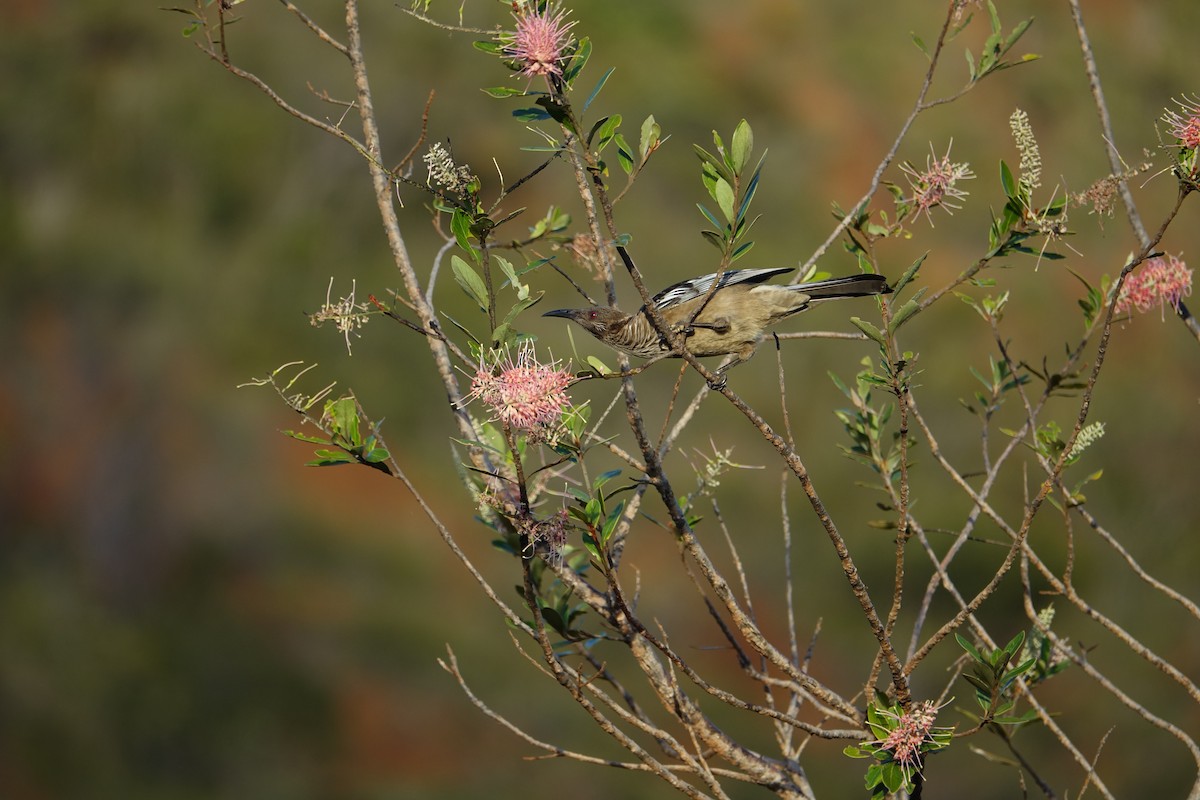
[706,374,728,391]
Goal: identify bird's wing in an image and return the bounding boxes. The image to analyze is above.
[650,267,794,309]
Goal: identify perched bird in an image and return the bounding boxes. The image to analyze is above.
[544,257,890,382]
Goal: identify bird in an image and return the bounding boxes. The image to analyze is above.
[543,254,890,384]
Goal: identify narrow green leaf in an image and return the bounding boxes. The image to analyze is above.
[307,449,355,466]
[699,229,724,251]
[512,107,551,122]
[481,85,527,98]
[472,40,506,55]
[911,32,930,60]
[593,468,622,490]
[998,158,1017,197]
[613,133,634,174]
[582,66,615,113]
[956,631,983,662]
[451,254,490,312]
[562,35,591,85]
[495,255,528,300]
[450,209,474,254]
[887,298,921,334]
[493,290,544,344]
[693,143,734,184]
[849,316,886,346]
[585,355,611,375]
[892,251,928,295]
[696,203,724,231]
[282,430,331,445]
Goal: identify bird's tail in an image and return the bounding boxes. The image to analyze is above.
[792,274,891,300]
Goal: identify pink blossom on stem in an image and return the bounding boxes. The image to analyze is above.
[900,141,975,226]
[507,3,576,79]
[469,342,572,433]
[882,700,939,773]
[1114,254,1193,318]
[1163,95,1200,152]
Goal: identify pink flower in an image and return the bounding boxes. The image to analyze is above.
[1164,95,1200,152]
[1114,253,1193,317]
[882,701,939,772]
[900,141,975,226]
[506,2,576,78]
[469,342,572,432]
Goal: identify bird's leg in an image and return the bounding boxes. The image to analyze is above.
[705,342,757,389]
[671,316,731,337]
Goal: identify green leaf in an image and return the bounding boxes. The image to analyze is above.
[639,114,660,162]
[282,430,331,445]
[911,32,930,60]
[613,132,634,175]
[589,113,622,152]
[582,65,615,113]
[562,35,591,85]
[472,40,506,55]
[512,107,551,122]
[696,202,725,232]
[495,255,529,300]
[693,143,734,185]
[730,119,753,174]
[307,449,355,466]
[714,179,736,223]
[849,316,886,346]
[492,290,545,345]
[327,397,360,445]
[450,209,474,253]
[892,251,927,295]
[600,500,625,543]
[956,632,984,663]
[452,254,490,312]
[585,355,611,375]
[481,85,527,98]
[364,447,390,463]
[700,229,724,251]
[999,159,1016,200]
[593,469,622,490]
[887,297,921,334]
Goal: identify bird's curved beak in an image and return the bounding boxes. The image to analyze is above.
[542,308,578,319]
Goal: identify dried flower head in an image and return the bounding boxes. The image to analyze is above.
[506,2,576,79]
[1114,253,1193,318]
[468,342,572,434]
[952,0,983,24]
[310,277,370,354]
[1009,108,1042,195]
[899,141,975,226]
[522,508,570,568]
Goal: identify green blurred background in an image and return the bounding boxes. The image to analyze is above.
[3,1,1199,797]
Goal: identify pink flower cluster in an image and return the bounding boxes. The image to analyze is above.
[1164,95,1200,152]
[883,700,939,771]
[1114,254,1193,317]
[900,142,975,226]
[469,343,572,432]
[507,3,576,78]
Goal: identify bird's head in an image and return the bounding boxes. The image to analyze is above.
[542,306,629,339]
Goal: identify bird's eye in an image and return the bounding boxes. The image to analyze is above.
[588,310,599,320]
